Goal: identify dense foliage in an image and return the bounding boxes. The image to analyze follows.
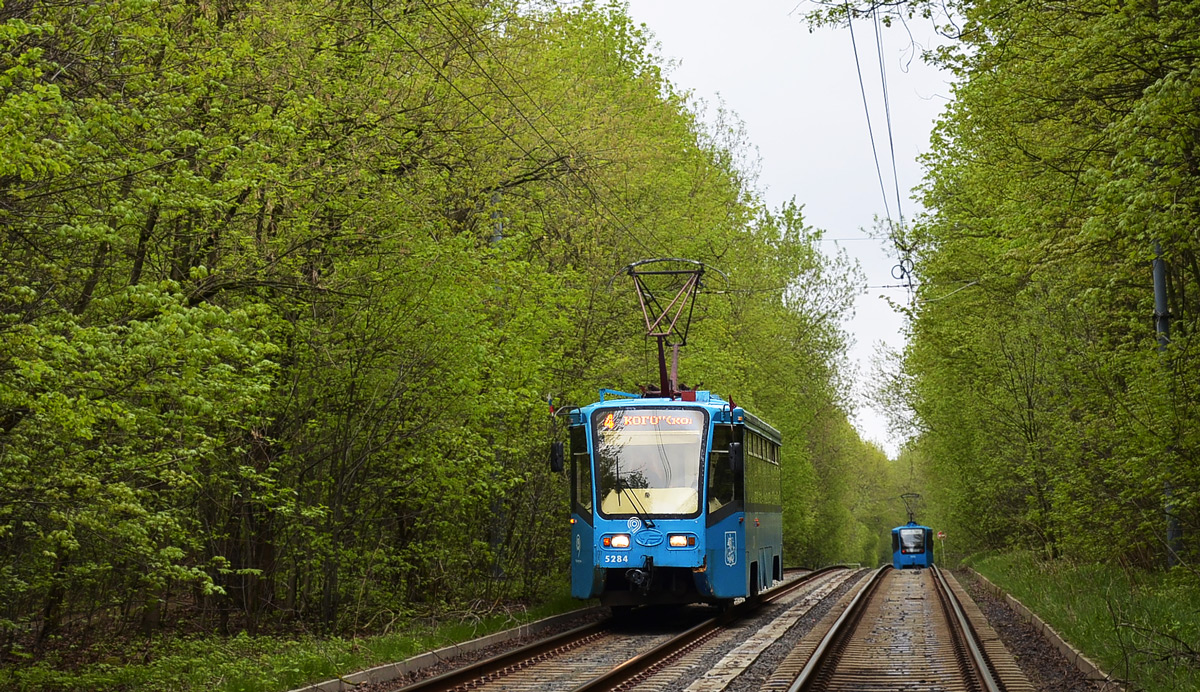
[803,0,1200,686]
[813,0,1200,568]
[0,0,891,670]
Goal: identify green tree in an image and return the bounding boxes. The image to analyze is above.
[815,0,1200,569]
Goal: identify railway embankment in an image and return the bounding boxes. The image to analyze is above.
[961,553,1200,692]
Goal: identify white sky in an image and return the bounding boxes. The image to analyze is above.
[624,0,954,457]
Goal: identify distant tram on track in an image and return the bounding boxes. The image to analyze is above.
[551,388,783,609]
[891,493,934,569]
[891,521,934,569]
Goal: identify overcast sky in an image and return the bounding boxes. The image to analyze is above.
[623,0,954,457]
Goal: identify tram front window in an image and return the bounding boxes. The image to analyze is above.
[900,528,925,554]
[593,408,706,518]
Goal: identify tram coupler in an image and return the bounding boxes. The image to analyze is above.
[626,558,653,593]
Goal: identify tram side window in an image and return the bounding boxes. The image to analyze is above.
[764,444,781,505]
[746,435,759,501]
[569,426,592,515]
[744,434,782,508]
[707,424,736,511]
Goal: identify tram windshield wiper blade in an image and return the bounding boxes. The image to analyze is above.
[616,477,655,528]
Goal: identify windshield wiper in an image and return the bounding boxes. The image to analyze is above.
[615,477,655,528]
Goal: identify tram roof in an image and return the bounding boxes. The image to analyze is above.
[572,389,782,443]
[892,522,932,532]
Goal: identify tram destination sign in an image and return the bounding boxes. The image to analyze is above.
[601,411,699,429]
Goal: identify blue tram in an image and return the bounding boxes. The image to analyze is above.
[891,521,934,569]
[552,388,782,607]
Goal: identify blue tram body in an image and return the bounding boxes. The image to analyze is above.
[561,389,782,607]
[891,521,934,569]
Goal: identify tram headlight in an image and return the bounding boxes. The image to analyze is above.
[668,534,696,547]
[610,534,631,548]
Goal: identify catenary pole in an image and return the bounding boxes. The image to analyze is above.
[1154,241,1182,567]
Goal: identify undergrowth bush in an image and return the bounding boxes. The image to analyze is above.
[1,590,582,692]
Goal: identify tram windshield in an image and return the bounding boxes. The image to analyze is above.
[592,407,706,517]
[899,528,926,554]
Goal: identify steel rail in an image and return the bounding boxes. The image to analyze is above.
[784,566,1006,692]
[569,567,843,692]
[568,613,726,692]
[932,565,1003,692]
[396,620,610,692]
[785,565,889,692]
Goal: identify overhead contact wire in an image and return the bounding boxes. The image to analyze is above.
[873,8,906,235]
[847,10,895,225]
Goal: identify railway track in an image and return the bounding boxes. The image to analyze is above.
[396,567,853,692]
[765,565,1034,692]
[394,565,1034,692]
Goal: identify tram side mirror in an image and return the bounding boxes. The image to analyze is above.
[728,441,744,475]
[549,441,565,473]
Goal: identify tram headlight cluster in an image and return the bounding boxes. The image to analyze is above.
[601,533,696,548]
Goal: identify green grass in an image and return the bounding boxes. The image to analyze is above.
[966,552,1200,692]
[1,590,588,692]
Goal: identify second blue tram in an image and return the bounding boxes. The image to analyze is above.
[891,521,934,569]
[553,389,782,607]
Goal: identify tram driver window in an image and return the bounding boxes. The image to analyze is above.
[570,426,592,514]
[707,424,736,511]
